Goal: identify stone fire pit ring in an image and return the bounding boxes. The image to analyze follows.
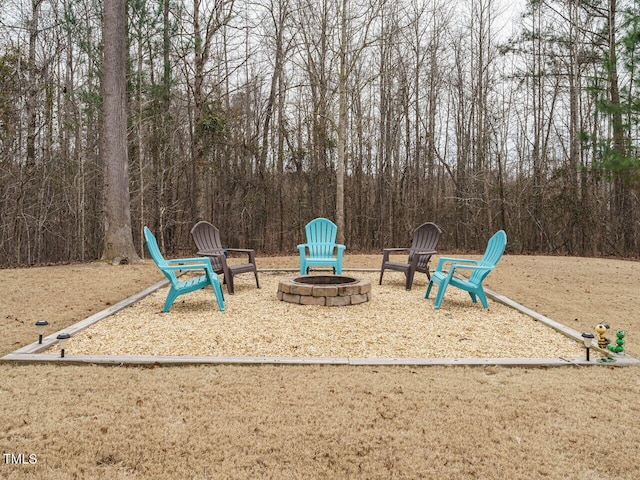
[277,275,371,306]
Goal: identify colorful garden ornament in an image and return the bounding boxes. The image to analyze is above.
[595,324,610,350]
[607,330,626,354]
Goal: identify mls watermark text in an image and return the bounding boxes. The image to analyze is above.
[3,453,38,465]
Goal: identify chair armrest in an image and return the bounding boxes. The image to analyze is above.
[448,263,493,278]
[195,251,227,270]
[298,243,344,254]
[162,264,206,271]
[163,260,214,272]
[412,250,437,256]
[196,250,224,257]
[381,247,408,262]
[167,257,213,265]
[434,257,478,272]
[225,248,256,264]
[166,257,215,271]
[326,243,346,254]
[450,263,492,272]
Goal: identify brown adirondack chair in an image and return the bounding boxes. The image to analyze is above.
[190,221,260,295]
[379,222,442,290]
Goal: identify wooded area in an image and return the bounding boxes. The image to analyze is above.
[1,0,639,266]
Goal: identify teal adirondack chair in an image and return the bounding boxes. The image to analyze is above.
[144,227,225,312]
[425,230,507,309]
[297,218,346,275]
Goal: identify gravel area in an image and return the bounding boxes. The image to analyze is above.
[62,271,585,359]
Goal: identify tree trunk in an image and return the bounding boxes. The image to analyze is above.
[607,0,636,252]
[101,0,140,264]
[335,0,347,244]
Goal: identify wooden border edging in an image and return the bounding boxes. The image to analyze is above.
[6,279,169,355]
[484,287,583,341]
[481,285,639,365]
[3,269,639,367]
[3,353,639,367]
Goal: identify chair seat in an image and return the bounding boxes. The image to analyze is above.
[449,276,475,290]
[143,227,225,312]
[228,263,258,275]
[425,230,507,309]
[379,223,442,290]
[431,271,474,285]
[431,271,477,289]
[430,271,446,283]
[298,219,346,275]
[190,221,260,294]
[306,256,339,264]
[177,275,210,292]
[382,261,411,271]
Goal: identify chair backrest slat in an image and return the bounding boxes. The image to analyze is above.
[305,218,338,257]
[469,230,507,285]
[190,221,225,271]
[409,223,442,269]
[144,227,178,285]
[191,221,223,253]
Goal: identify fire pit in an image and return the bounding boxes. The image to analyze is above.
[277,275,371,306]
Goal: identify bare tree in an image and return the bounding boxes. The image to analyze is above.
[101,0,140,264]
[2,0,640,264]
[190,0,235,221]
[335,0,380,244]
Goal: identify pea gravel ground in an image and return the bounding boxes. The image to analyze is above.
[62,271,585,359]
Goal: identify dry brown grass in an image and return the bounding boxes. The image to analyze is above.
[1,254,639,479]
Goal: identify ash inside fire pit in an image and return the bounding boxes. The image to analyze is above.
[277,275,371,306]
[294,275,357,285]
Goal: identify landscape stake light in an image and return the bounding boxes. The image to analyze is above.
[56,333,71,358]
[581,332,595,362]
[35,320,49,344]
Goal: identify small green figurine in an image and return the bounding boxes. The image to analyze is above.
[607,330,626,354]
